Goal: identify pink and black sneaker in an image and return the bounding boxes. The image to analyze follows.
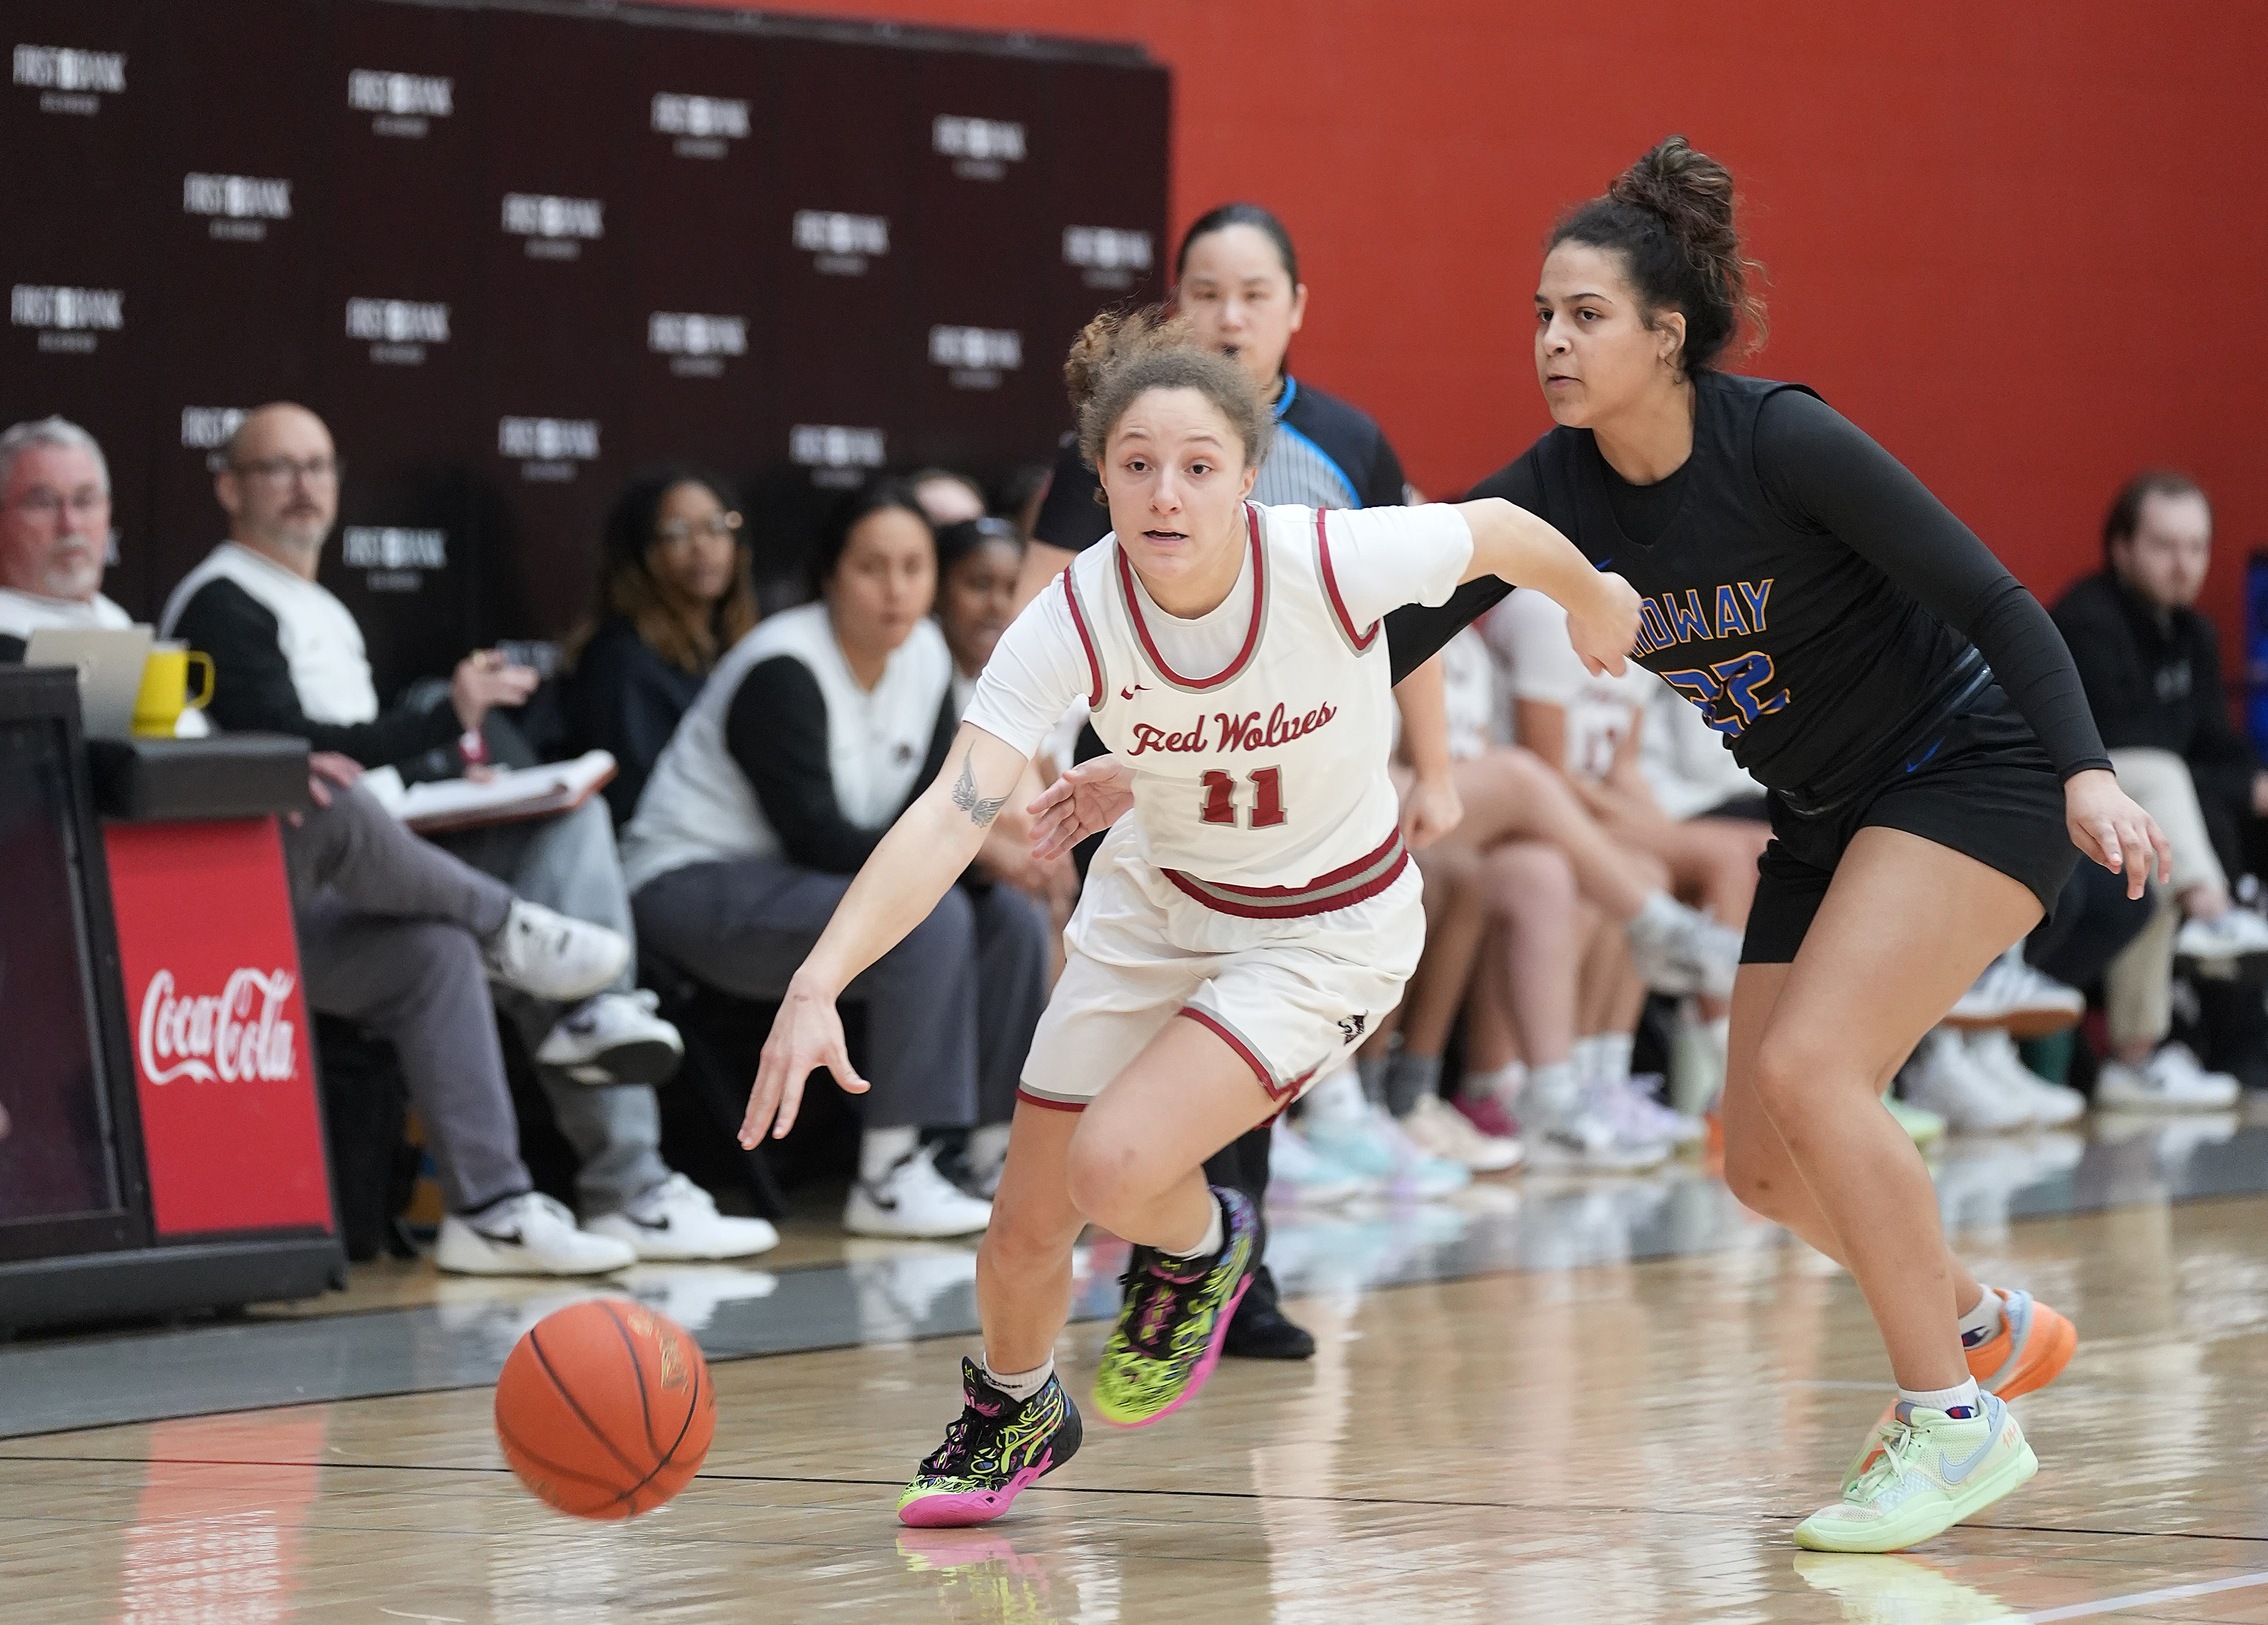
[896,1358,1082,1528]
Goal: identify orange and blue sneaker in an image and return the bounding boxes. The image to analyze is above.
[896,1358,1082,1528]
[1092,1187,1257,1428]
[1964,1287,2075,1400]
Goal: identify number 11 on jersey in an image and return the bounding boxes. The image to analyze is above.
[1200,766,1286,828]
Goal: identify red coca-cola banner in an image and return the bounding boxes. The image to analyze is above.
[103,819,334,1238]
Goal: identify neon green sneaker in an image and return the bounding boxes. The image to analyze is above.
[1884,1091,1947,1148]
[1794,1393,2037,1553]
[1092,1188,1256,1428]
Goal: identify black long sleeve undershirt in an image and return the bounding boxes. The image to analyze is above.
[171,579,463,768]
[1391,389,2109,782]
[721,655,957,875]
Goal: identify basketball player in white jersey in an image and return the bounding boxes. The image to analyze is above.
[739,309,1640,1528]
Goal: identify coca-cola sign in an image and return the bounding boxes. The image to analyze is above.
[139,967,298,1086]
[104,821,334,1237]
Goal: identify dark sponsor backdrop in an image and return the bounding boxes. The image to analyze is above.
[0,0,1164,695]
[1,1,158,614]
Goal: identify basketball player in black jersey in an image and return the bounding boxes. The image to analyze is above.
[1039,139,2170,1552]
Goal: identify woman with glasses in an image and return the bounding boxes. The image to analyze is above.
[563,466,760,825]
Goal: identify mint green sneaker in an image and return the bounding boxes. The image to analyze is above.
[1794,1393,2037,1552]
[1092,1188,1256,1428]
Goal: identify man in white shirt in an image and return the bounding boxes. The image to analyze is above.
[159,403,771,1263]
[0,416,134,655]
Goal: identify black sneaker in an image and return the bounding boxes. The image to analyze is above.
[1222,1266,1316,1360]
[896,1358,1082,1528]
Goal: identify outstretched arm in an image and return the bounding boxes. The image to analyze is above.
[739,722,1033,1144]
[1453,497,1642,676]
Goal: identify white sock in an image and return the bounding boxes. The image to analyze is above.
[1630,889,1685,940]
[1166,1194,1226,1260]
[859,1125,920,1184]
[969,1122,1013,1172]
[1706,1015,1731,1056]
[1523,1060,1581,1122]
[1595,1032,1635,1087]
[1957,1287,2006,1350]
[1303,1066,1368,1124]
[1897,1377,1982,1419]
[1461,1061,1526,1103]
[1571,1034,1607,1085]
[983,1356,1054,1402]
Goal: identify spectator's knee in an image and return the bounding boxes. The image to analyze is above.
[1483,842,1576,916]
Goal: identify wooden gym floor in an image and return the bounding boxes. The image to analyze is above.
[3,1122,2266,1622]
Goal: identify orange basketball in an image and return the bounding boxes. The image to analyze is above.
[493,1298,715,1520]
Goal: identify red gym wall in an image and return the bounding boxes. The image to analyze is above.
[676,0,2268,653]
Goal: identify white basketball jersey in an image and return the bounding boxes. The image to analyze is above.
[1061,502,1407,915]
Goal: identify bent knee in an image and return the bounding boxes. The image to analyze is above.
[1062,1122,1163,1226]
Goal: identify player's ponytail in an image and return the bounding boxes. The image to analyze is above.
[1064,306,1272,483]
[1552,135,1767,373]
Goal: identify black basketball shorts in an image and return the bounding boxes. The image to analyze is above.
[1741,686,2081,965]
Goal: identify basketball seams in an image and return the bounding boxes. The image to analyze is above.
[598,1301,666,1461]
[526,1326,648,1480]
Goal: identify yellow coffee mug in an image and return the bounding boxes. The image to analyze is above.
[133,642,215,737]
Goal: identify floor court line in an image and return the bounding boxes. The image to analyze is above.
[2014,1568,2268,1622]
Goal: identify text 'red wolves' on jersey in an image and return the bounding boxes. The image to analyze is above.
[964,502,1472,907]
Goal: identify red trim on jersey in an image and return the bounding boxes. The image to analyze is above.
[1315,507,1380,652]
[1115,503,1266,691]
[1016,1087,1086,1113]
[1177,1008,1300,1101]
[1059,568,1104,708]
[1162,828,1410,919]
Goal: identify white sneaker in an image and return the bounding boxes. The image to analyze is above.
[586,1172,779,1260]
[1945,948,2085,1037]
[535,989,684,1086]
[1305,1101,1471,1196]
[1963,1030,2087,1127]
[1594,1073,1707,1148]
[1268,1119,1378,1205]
[1900,1028,2038,1133]
[2096,1043,2242,1111]
[845,1145,994,1238]
[1521,1103,1672,1173]
[1400,1094,1525,1173]
[1626,896,1742,1000]
[435,1191,636,1276]
[482,900,629,1002]
[2174,908,2268,961]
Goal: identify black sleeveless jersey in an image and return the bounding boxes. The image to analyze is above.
[1389,370,2108,805]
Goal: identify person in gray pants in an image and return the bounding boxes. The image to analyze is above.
[285,765,778,1267]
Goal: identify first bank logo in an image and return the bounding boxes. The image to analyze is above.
[930,325,1021,391]
[648,311,747,378]
[343,526,447,594]
[349,69,453,139]
[11,284,124,355]
[652,92,748,160]
[139,968,298,1087]
[181,405,249,471]
[346,297,450,366]
[184,172,292,242]
[933,114,1024,181]
[791,424,885,490]
[500,415,600,482]
[1064,227,1154,291]
[12,43,125,117]
[793,210,888,277]
[502,193,604,260]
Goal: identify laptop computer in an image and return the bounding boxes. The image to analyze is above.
[23,626,154,740]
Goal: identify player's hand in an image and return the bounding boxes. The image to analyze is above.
[740,974,868,1145]
[1399,770,1463,850]
[1028,755,1136,860]
[2066,768,2172,900]
[1570,571,1643,677]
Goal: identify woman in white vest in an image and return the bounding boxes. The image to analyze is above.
[735,309,1638,1528]
[623,480,1053,1240]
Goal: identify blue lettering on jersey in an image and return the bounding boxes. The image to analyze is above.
[1631,578,1776,657]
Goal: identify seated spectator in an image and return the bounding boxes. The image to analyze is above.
[0,414,747,1272]
[160,403,772,1259]
[561,465,758,825]
[2051,470,2249,1107]
[623,478,1052,1237]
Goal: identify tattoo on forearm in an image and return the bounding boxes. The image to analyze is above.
[951,754,1009,827]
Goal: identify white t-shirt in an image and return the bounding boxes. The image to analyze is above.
[0,587,132,636]
[965,501,1471,888]
[160,542,381,726]
[1488,586,1656,781]
[1439,626,1500,761]
[1640,675,1764,818]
